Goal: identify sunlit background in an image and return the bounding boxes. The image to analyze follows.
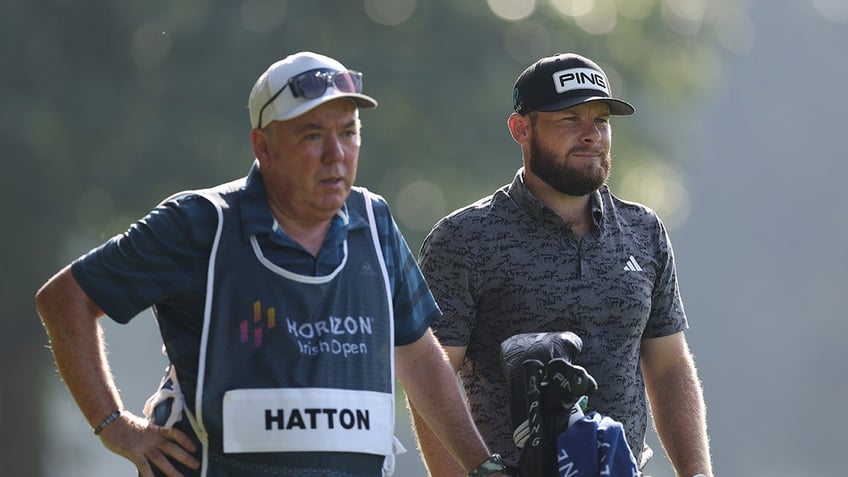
[4,0,847,475]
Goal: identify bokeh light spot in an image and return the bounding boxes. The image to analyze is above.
[364,0,417,26]
[619,162,690,230]
[661,0,706,36]
[394,180,447,233]
[574,0,618,35]
[549,0,595,17]
[488,0,536,21]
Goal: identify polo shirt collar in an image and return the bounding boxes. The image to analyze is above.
[508,167,605,228]
[238,160,274,239]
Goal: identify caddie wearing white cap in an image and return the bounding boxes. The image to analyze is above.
[35,51,506,477]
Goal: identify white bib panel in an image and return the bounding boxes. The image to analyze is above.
[222,387,394,455]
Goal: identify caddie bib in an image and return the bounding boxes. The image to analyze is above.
[190,184,395,476]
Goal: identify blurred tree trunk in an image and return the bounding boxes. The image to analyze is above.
[1,317,47,477]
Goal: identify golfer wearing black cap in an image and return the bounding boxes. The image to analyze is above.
[411,53,713,477]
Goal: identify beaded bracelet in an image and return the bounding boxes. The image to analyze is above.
[93,409,122,435]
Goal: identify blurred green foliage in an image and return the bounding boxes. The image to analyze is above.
[1,0,749,474]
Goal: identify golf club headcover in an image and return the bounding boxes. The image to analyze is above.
[542,358,597,415]
[500,331,585,447]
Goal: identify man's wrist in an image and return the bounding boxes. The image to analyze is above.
[467,453,506,476]
[92,409,123,435]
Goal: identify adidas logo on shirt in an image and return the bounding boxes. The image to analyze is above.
[623,255,643,272]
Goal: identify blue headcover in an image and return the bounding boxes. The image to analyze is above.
[556,411,639,477]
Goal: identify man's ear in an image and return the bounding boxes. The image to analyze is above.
[251,128,270,165]
[507,113,530,144]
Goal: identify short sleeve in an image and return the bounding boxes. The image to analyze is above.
[71,195,216,323]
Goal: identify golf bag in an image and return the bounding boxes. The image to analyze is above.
[500,332,639,476]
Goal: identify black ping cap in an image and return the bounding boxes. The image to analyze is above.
[512,53,635,116]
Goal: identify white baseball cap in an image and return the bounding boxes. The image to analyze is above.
[248,51,378,129]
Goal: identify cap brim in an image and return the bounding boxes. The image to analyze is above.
[276,92,378,122]
[536,96,635,116]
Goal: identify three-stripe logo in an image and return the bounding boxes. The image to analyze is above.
[623,255,643,272]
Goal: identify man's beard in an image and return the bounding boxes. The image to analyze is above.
[528,134,611,196]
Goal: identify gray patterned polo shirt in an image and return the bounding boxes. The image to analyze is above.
[418,168,688,467]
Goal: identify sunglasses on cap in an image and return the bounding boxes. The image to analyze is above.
[257,68,364,128]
